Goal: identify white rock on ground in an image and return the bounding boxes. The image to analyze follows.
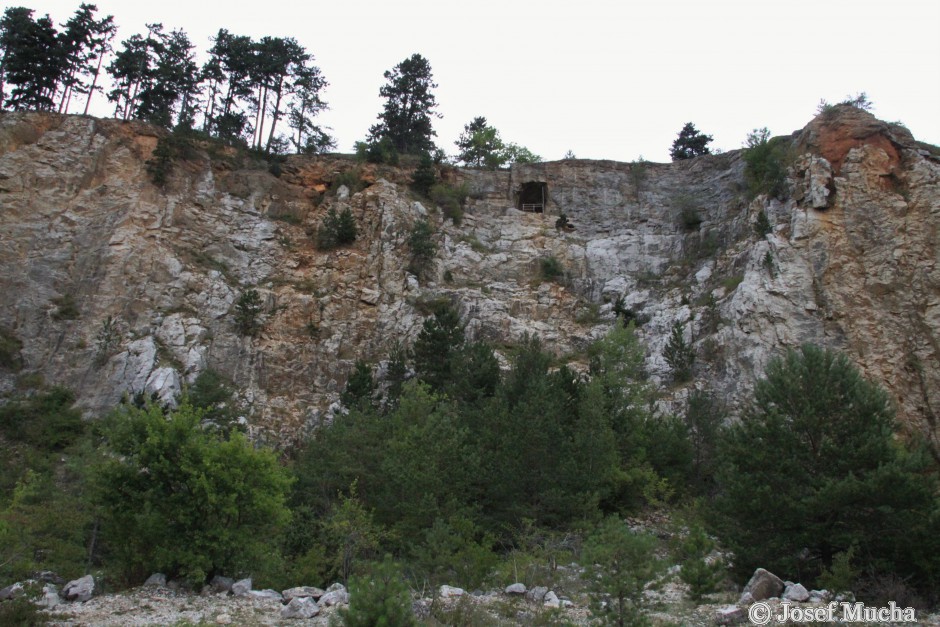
[281,596,320,619]
[63,574,95,602]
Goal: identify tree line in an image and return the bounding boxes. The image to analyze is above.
[0,4,331,154]
[0,5,546,165]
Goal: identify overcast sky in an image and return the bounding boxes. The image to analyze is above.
[17,0,940,162]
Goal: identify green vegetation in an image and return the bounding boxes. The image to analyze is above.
[410,152,437,195]
[367,53,439,155]
[331,170,366,194]
[0,326,23,371]
[710,345,940,592]
[754,209,772,236]
[3,307,939,616]
[317,207,358,250]
[582,517,661,626]
[743,128,792,200]
[94,401,291,585]
[663,321,694,383]
[670,122,712,161]
[233,288,263,336]
[816,92,874,117]
[455,116,541,169]
[539,256,564,282]
[407,218,436,276]
[428,182,468,225]
[677,526,724,602]
[340,557,416,626]
[51,294,80,321]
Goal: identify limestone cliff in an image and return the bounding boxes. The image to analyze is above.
[0,108,937,451]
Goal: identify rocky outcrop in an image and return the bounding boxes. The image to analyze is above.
[0,109,937,450]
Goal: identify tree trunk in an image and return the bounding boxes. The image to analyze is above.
[264,78,284,153]
[84,49,104,115]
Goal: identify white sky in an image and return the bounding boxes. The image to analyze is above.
[14,0,940,162]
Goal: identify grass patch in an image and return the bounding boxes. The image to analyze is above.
[51,294,79,321]
[0,327,23,371]
[539,256,564,282]
[721,274,744,292]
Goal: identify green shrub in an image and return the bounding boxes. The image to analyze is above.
[428,183,468,225]
[582,516,661,627]
[0,468,93,583]
[317,207,358,250]
[754,209,772,237]
[0,326,23,371]
[339,556,416,627]
[51,294,79,321]
[664,321,694,383]
[94,315,119,366]
[410,152,437,196]
[332,170,365,194]
[94,401,292,585]
[721,274,743,292]
[711,345,940,591]
[680,206,703,231]
[743,129,792,200]
[233,289,263,336]
[539,256,564,282]
[0,387,84,451]
[408,219,436,276]
[0,592,48,626]
[355,137,399,165]
[147,132,197,187]
[817,545,858,596]
[677,526,724,602]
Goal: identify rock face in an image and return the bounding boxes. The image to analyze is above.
[0,109,938,450]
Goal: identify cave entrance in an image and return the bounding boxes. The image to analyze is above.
[519,181,547,213]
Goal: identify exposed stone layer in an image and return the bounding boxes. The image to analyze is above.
[0,110,937,452]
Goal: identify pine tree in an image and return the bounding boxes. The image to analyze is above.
[413,303,465,392]
[455,116,506,169]
[0,8,60,111]
[670,122,713,161]
[410,152,437,195]
[368,53,439,155]
[711,345,940,589]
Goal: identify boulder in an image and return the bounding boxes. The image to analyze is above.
[326,582,345,592]
[808,589,830,604]
[0,582,24,601]
[526,586,548,603]
[231,578,252,597]
[209,575,235,594]
[143,573,167,587]
[504,583,526,595]
[282,586,325,601]
[249,589,283,601]
[63,574,95,602]
[37,584,61,609]
[782,582,810,602]
[319,586,349,606]
[739,568,783,603]
[543,591,560,608]
[439,585,465,598]
[281,596,320,619]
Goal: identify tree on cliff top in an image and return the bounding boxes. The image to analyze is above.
[670,122,712,161]
[368,53,439,155]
